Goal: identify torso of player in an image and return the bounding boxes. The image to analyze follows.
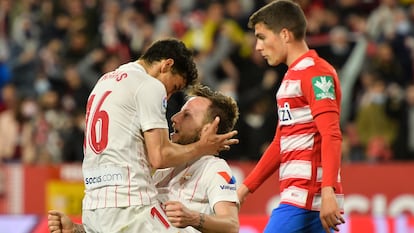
[275,50,343,211]
[82,62,169,209]
[154,156,239,215]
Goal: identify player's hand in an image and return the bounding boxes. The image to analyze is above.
[164,201,198,228]
[237,184,250,206]
[320,187,345,233]
[47,210,75,233]
[199,117,239,155]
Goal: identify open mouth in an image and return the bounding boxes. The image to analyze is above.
[170,127,179,141]
[172,125,179,134]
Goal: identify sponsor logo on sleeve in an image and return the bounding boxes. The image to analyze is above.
[218,171,236,191]
[312,76,336,100]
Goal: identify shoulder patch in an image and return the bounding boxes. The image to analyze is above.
[311,76,336,100]
[218,171,236,184]
[162,96,168,110]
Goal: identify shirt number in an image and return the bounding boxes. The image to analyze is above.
[151,205,170,229]
[85,91,111,154]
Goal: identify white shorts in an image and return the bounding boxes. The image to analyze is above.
[82,204,194,233]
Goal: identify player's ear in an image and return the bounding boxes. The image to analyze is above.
[161,58,174,73]
[280,28,291,42]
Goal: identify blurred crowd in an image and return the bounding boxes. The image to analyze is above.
[0,0,414,165]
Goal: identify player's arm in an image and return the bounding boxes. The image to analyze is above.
[200,201,239,233]
[144,117,238,169]
[238,126,281,204]
[48,210,85,233]
[315,111,341,189]
[314,111,345,232]
[164,201,239,233]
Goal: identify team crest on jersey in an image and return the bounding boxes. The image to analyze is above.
[312,76,336,100]
[179,173,193,185]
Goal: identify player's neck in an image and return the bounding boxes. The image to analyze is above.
[286,41,309,67]
[137,60,161,78]
[137,60,148,73]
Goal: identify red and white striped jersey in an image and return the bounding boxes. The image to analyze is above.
[276,50,344,211]
[82,62,168,210]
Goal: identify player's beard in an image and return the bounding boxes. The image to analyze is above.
[175,128,201,146]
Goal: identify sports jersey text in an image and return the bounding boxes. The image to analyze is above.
[83,166,128,189]
[278,102,294,125]
[99,71,128,82]
[84,172,123,185]
[220,185,236,191]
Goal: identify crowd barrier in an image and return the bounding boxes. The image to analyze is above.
[0,161,413,232]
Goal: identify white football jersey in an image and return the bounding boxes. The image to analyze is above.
[154,156,239,216]
[82,62,169,210]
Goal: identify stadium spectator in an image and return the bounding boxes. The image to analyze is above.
[0,0,413,164]
[0,84,36,163]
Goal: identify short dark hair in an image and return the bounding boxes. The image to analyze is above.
[140,38,198,87]
[187,85,239,134]
[248,0,307,40]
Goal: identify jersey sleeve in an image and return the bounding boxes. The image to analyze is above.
[314,110,342,188]
[301,66,340,117]
[204,159,239,211]
[301,63,342,188]
[135,78,169,132]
